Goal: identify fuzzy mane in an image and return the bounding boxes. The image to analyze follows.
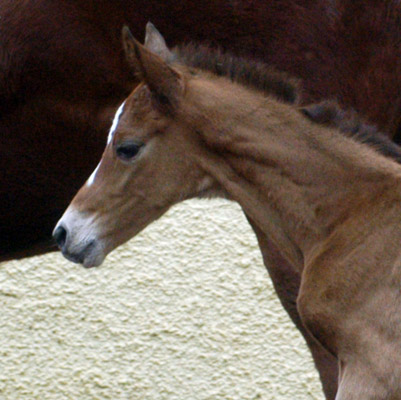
[174,44,401,163]
[302,101,401,163]
[174,43,300,104]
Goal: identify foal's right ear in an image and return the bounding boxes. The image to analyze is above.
[122,26,183,111]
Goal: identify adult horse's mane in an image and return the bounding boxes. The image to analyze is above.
[174,44,401,164]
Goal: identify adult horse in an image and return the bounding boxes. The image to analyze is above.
[3,1,401,398]
[3,0,401,261]
[54,27,401,398]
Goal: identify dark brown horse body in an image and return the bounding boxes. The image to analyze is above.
[3,1,401,398]
[3,0,401,260]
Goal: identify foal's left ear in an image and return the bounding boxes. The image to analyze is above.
[122,26,183,110]
[144,22,174,63]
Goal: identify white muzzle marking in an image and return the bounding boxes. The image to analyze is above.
[54,207,105,268]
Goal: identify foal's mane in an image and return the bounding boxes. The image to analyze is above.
[174,43,300,104]
[301,101,401,163]
[173,44,401,163]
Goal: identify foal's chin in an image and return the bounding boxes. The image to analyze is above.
[61,240,106,269]
[82,256,105,269]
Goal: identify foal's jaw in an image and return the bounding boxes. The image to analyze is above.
[53,208,106,268]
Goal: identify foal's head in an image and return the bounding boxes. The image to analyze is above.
[53,24,224,267]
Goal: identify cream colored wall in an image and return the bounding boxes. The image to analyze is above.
[0,199,323,399]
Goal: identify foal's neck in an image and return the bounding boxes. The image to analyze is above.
[190,80,401,270]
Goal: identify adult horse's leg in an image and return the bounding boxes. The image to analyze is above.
[246,216,338,399]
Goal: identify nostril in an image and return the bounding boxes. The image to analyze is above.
[53,225,67,249]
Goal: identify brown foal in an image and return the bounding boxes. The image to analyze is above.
[55,25,401,399]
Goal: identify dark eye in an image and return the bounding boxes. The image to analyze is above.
[116,142,144,161]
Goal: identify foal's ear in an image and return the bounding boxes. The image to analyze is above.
[122,26,183,111]
[144,22,174,63]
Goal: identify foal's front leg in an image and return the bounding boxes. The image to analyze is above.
[336,362,396,400]
[247,217,338,400]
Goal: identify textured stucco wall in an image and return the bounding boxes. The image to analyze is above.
[0,199,323,399]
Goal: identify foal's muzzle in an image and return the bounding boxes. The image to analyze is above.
[53,209,106,268]
[52,225,95,265]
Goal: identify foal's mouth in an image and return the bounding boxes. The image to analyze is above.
[61,240,98,268]
[55,234,105,268]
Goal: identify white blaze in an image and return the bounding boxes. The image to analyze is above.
[107,101,126,144]
[86,163,101,187]
[87,101,126,187]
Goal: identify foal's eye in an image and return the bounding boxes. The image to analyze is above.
[116,142,144,161]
